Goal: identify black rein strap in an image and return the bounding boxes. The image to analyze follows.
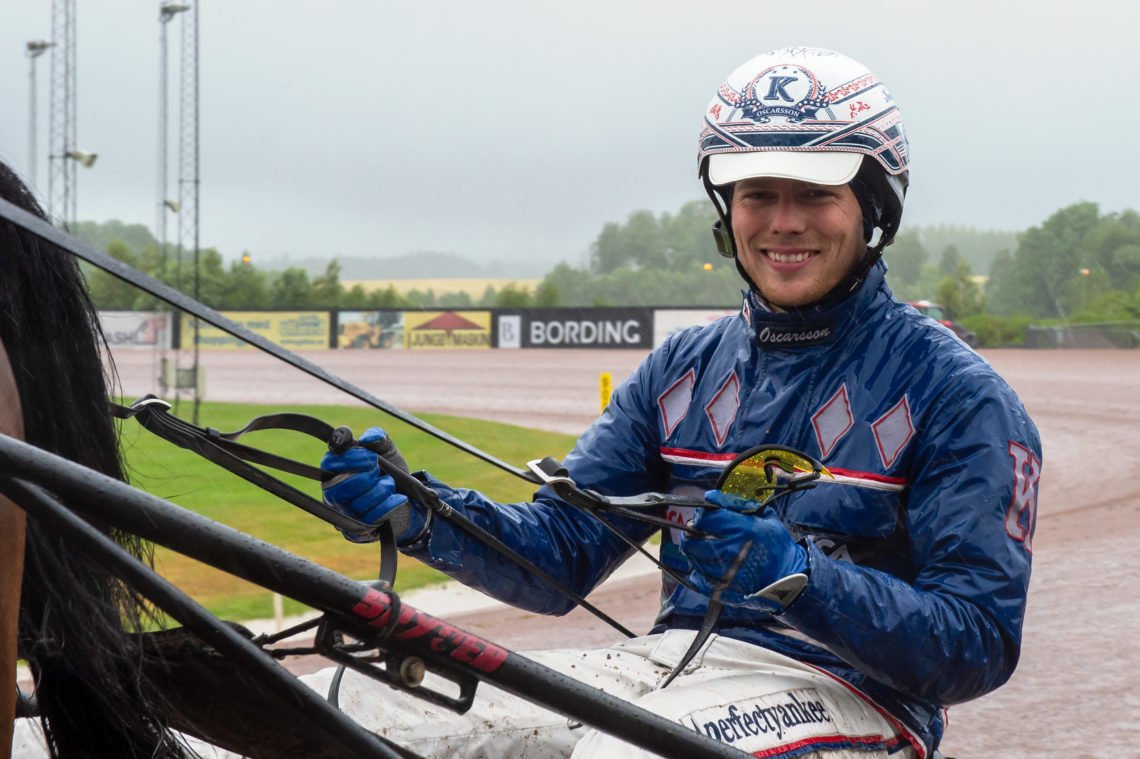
[115,398,637,638]
[111,396,401,587]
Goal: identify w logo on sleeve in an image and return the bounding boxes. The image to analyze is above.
[1005,441,1041,552]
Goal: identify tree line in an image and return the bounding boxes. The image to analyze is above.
[78,199,1140,347]
[531,202,1013,312]
[75,221,549,311]
[882,202,1140,343]
[549,199,1140,345]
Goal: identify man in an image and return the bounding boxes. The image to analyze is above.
[319,47,1040,758]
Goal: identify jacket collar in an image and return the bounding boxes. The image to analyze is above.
[738,261,890,350]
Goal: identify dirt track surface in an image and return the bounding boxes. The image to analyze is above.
[110,347,1140,757]
[111,348,649,436]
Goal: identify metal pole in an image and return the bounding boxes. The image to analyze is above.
[66,4,77,227]
[28,53,35,185]
[157,5,189,401]
[47,0,75,226]
[175,1,200,421]
[157,10,169,269]
[28,54,35,186]
[26,42,54,190]
[189,1,202,425]
[158,3,189,276]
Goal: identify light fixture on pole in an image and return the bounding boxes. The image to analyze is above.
[26,40,55,190]
[64,149,97,168]
[160,2,190,20]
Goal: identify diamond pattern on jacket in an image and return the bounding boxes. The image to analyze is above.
[812,384,853,458]
[871,396,914,469]
[657,369,695,439]
[704,371,741,447]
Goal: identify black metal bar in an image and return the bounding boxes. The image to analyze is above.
[0,434,746,758]
[0,196,539,484]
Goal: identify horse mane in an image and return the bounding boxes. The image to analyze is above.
[0,162,193,757]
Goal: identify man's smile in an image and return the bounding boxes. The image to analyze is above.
[762,248,817,265]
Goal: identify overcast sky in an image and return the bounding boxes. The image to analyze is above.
[0,1,1132,269]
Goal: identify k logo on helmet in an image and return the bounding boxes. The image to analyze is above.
[735,65,829,124]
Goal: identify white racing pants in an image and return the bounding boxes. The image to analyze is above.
[10,631,922,758]
[301,630,923,759]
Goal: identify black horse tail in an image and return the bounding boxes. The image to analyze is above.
[1,163,193,757]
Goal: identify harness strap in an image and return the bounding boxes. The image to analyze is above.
[112,397,399,587]
[113,398,346,525]
[115,399,630,636]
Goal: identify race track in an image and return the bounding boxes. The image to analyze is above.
[109,346,1140,757]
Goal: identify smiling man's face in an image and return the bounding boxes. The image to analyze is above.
[730,177,866,309]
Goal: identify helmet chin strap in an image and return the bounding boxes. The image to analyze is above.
[732,252,763,298]
[806,211,887,310]
[809,172,890,309]
[704,174,768,296]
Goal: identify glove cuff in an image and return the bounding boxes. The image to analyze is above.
[744,572,809,613]
[391,501,432,547]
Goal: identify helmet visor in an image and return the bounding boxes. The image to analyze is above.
[707,151,862,187]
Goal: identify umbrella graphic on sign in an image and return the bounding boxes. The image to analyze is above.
[406,311,491,348]
[414,312,484,332]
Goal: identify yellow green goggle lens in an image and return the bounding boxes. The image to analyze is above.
[717,445,830,505]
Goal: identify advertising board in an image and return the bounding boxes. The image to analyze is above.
[516,308,653,349]
[337,310,404,349]
[403,311,492,349]
[653,308,738,347]
[180,311,330,350]
[497,314,522,349]
[98,311,173,350]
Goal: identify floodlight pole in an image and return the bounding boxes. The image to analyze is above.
[157,2,189,276]
[45,2,96,230]
[26,40,54,191]
[46,0,76,226]
[175,1,202,423]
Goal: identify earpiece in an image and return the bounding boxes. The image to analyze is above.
[712,220,734,258]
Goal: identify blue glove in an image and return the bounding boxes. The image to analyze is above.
[678,490,809,612]
[320,427,429,545]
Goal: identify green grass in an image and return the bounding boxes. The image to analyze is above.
[118,399,577,621]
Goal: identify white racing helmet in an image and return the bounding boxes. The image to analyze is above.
[698,47,909,259]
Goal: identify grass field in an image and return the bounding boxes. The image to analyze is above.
[119,400,577,621]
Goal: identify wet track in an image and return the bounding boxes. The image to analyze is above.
[110,346,1140,757]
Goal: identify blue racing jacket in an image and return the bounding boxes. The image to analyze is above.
[403,262,1041,753]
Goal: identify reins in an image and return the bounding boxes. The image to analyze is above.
[112,396,641,638]
[0,196,537,484]
[0,195,714,638]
